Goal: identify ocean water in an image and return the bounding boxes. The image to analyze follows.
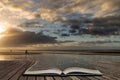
[0,52,120,70]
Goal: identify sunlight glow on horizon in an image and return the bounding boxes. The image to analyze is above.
[0,56,6,60]
[0,23,7,38]
[0,24,6,33]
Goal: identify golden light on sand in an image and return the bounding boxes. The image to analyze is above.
[0,35,4,38]
[0,56,6,60]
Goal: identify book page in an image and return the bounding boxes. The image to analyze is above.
[63,67,102,75]
[24,61,62,75]
[24,68,62,75]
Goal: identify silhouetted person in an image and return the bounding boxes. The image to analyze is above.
[25,50,29,59]
[10,50,12,53]
[25,50,28,54]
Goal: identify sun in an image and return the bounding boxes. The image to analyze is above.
[0,24,5,33]
[0,23,6,38]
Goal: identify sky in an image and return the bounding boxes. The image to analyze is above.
[0,0,120,50]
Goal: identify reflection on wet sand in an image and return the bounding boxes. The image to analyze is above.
[0,56,6,60]
[0,52,120,71]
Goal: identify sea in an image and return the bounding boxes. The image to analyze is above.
[0,51,120,70]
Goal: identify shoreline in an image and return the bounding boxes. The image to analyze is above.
[0,51,120,56]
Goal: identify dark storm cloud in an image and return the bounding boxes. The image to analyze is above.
[92,15,120,27]
[67,15,120,36]
[0,28,57,47]
[18,14,120,36]
[89,15,120,35]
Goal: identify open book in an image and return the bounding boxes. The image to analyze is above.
[24,67,102,76]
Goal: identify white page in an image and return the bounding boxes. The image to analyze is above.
[24,68,62,75]
[63,67,102,75]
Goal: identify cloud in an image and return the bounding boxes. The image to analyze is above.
[0,0,120,49]
[0,0,120,26]
[93,15,120,26]
[67,14,120,36]
[59,0,120,17]
[34,8,58,21]
[19,14,120,36]
[0,27,57,47]
[10,4,24,11]
[0,0,34,25]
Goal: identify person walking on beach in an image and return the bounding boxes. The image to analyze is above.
[25,50,29,59]
[25,50,28,54]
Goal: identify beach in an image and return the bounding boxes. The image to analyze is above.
[0,51,120,80]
